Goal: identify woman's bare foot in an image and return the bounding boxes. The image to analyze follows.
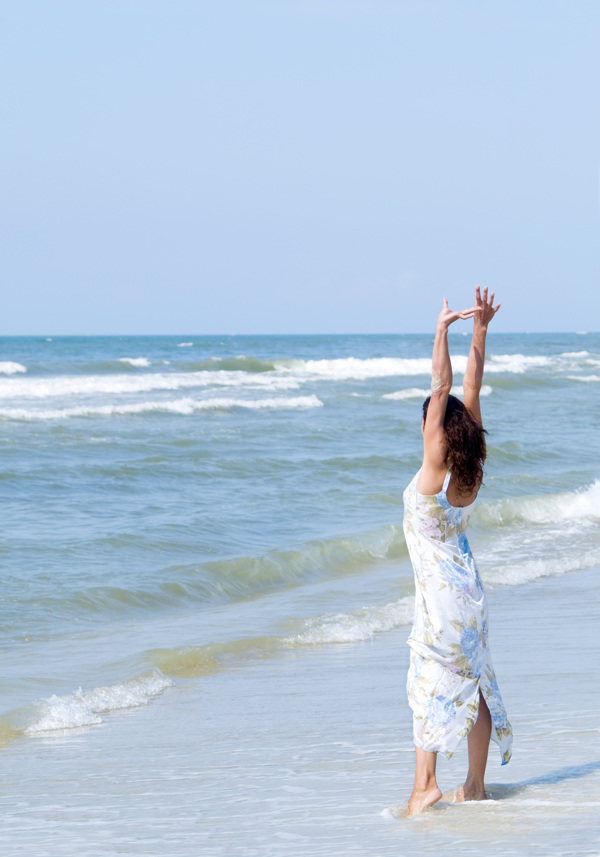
[443,783,487,803]
[406,784,443,815]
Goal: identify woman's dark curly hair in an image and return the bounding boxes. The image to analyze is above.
[422,394,487,497]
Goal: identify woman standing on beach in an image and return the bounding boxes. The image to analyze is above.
[403,287,513,815]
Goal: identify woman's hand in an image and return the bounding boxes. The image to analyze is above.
[437,297,482,329]
[463,285,500,423]
[473,285,501,328]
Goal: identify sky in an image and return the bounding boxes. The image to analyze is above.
[1,0,599,334]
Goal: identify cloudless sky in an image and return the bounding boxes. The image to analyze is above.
[1,0,599,334]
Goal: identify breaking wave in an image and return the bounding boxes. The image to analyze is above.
[270,351,600,380]
[284,596,414,645]
[477,480,600,528]
[117,357,151,367]
[0,395,323,420]
[1,671,173,737]
[0,370,299,401]
[0,361,27,375]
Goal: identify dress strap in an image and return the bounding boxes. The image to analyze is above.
[442,471,452,493]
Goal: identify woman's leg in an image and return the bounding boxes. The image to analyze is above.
[459,691,491,801]
[407,747,442,814]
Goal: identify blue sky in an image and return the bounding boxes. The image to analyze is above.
[1,0,599,334]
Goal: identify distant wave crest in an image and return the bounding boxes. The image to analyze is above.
[0,371,300,401]
[0,361,26,375]
[0,395,323,421]
[269,351,600,380]
[117,357,151,367]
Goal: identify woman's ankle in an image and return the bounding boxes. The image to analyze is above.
[462,776,486,799]
[413,774,438,792]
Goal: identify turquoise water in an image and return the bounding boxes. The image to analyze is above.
[0,333,599,854]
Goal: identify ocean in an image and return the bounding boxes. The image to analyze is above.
[0,332,599,856]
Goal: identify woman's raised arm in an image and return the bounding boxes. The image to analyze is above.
[463,286,501,425]
[418,298,481,494]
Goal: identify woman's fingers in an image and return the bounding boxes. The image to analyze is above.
[475,286,499,309]
[442,290,500,323]
[457,306,484,319]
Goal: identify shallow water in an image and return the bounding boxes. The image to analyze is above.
[1,569,598,856]
[0,333,599,854]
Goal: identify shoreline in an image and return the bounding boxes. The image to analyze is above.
[0,564,598,855]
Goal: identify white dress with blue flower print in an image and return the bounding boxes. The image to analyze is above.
[403,469,513,764]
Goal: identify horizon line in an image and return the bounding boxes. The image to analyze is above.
[0,330,595,338]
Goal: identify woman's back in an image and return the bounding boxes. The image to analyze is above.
[403,468,482,663]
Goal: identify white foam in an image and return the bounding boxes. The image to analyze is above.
[272,352,587,381]
[0,370,299,400]
[480,480,600,527]
[277,356,465,380]
[177,342,193,347]
[117,357,151,367]
[484,546,600,587]
[305,356,440,379]
[0,361,26,375]
[484,354,553,373]
[0,395,324,421]
[383,385,492,401]
[285,596,414,645]
[25,695,103,732]
[486,351,600,374]
[567,374,600,382]
[561,351,600,368]
[24,671,173,734]
[3,352,592,405]
[475,481,600,587]
[382,387,429,400]
[74,671,174,713]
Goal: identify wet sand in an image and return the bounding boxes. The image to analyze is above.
[0,566,599,856]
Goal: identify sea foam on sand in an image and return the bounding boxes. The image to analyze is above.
[2,566,597,857]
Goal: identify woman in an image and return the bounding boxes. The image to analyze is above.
[403,286,513,815]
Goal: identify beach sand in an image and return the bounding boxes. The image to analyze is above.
[1,566,599,857]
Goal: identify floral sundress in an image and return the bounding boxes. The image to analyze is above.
[403,469,513,764]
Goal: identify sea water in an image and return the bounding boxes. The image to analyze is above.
[0,333,599,855]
